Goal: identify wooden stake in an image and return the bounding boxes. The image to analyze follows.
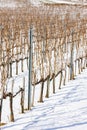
[53,74,55,94]
[59,71,62,89]
[45,76,50,98]
[16,61,18,75]
[9,93,14,122]
[39,81,44,102]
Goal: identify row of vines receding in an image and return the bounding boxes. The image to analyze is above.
[0,2,87,124]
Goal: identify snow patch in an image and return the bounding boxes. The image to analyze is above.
[1,68,87,130]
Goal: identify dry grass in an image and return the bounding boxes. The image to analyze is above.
[0,122,6,126]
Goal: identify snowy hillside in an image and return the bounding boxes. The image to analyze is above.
[30,0,87,5]
[0,1,16,8]
[1,68,87,130]
[0,0,87,130]
[0,0,87,8]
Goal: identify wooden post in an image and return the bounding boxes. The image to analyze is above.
[21,77,25,113]
[39,80,44,102]
[0,85,4,123]
[10,62,12,77]
[28,27,33,110]
[0,26,4,123]
[53,74,55,94]
[16,61,18,75]
[9,93,14,122]
[63,23,67,85]
[78,59,81,74]
[21,59,23,72]
[63,69,66,85]
[70,30,74,80]
[9,80,14,122]
[81,58,83,72]
[0,64,6,123]
[7,63,9,78]
[21,88,24,113]
[0,100,1,123]
[59,71,62,89]
[45,76,50,98]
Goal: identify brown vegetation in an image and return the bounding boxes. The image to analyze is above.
[0,2,87,123]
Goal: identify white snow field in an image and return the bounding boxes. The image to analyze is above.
[0,0,87,8]
[35,0,87,5]
[1,68,87,130]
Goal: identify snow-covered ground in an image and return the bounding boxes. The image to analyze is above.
[0,0,17,8]
[0,0,87,129]
[39,0,87,5]
[1,68,87,130]
[0,0,87,8]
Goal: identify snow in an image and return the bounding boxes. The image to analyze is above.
[0,0,87,129]
[30,0,41,5]
[0,1,17,8]
[0,0,87,8]
[40,0,87,5]
[1,68,87,130]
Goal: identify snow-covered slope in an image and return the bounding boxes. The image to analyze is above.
[0,0,87,8]
[0,0,24,8]
[30,0,41,5]
[1,68,87,130]
[40,0,87,5]
[0,1,16,8]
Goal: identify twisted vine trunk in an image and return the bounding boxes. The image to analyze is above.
[9,93,14,122]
